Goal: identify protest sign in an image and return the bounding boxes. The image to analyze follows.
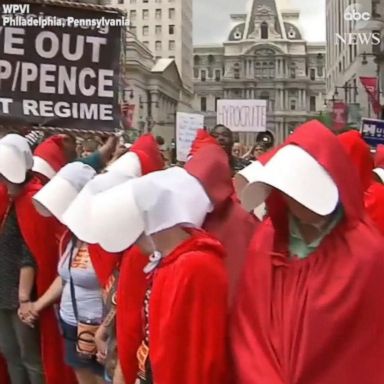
[176,112,204,162]
[0,2,123,131]
[216,99,267,132]
[361,118,384,148]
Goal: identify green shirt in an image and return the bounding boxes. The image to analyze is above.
[289,207,344,259]
[76,151,103,173]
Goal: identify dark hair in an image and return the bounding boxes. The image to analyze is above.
[156,135,165,146]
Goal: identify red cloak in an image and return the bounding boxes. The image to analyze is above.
[374,144,384,168]
[151,230,229,383]
[116,246,149,384]
[185,135,258,304]
[232,121,384,383]
[0,180,76,384]
[117,231,230,384]
[338,130,384,235]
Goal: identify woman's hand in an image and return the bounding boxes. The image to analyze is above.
[18,301,38,327]
[95,324,109,365]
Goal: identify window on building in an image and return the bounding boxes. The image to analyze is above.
[143,9,149,20]
[317,66,324,77]
[169,55,175,59]
[169,40,175,50]
[310,68,316,81]
[169,8,175,19]
[142,26,149,36]
[215,69,221,81]
[169,25,175,34]
[290,67,296,79]
[201,70,206,82]
[201,97,207,112]
[143,0,148,3]
[261,22,269,39]
[130,26,137,35]
[143,41,149,47]
[234,68,240,79]
[290,99,297,110]
[194,55,200,65]
[130,10,136,20]
[310,96,316,111]
[215,97,221,111]
[155,41,162,51]
[118,0,124,4]
[193,68,199,78]
[155,25,162,35]
[155,9,162,20]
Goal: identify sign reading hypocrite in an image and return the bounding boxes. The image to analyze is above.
[0,2,124,132]
[361,118,384,148]
[217,99,267,132]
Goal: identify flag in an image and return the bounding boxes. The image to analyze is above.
[360,76,381,117]
[332,101,348,131]
[121,103,135,129]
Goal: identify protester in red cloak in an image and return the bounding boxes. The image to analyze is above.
[232,120,384,383]
[70,166,229,384]
[338,130,384,235]
[185,129,258,304]
[0,135,76,384]
[101,134,165,382]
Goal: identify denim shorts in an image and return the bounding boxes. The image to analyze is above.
[60,319,104,377]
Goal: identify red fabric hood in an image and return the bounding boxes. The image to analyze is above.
[337,130,374,191]
[130,134,164,175]
[188,129,218,158]
[185,143,258,305]
[374,144,384,168]
[283,121,364,223]
[232,120,384,384]
[185,144,233,209]
[34,135,68,173]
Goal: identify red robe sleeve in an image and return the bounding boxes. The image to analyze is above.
[150,250,230,384]
[15,179,76,384]
[117,246,149,384]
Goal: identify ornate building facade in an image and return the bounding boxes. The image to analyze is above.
[193,0,326,145]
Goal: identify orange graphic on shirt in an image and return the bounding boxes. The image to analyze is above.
[71,245,90,269]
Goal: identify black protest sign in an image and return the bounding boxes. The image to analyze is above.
[0,3,123,132]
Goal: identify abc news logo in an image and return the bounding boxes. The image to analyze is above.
[344,3,370,21]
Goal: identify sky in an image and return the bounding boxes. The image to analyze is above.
[193,0,326,45]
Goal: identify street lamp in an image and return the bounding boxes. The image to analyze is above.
[334,84,358,102]
[361,51,383,100]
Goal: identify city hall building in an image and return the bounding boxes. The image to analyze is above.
[193,0,326,145]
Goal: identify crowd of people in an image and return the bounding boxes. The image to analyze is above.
[0,120,384,384]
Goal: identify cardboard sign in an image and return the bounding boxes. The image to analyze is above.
[361,118,384,148]
[0,2,122,131]
[216,99,267,132]
[176,112,204,162]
